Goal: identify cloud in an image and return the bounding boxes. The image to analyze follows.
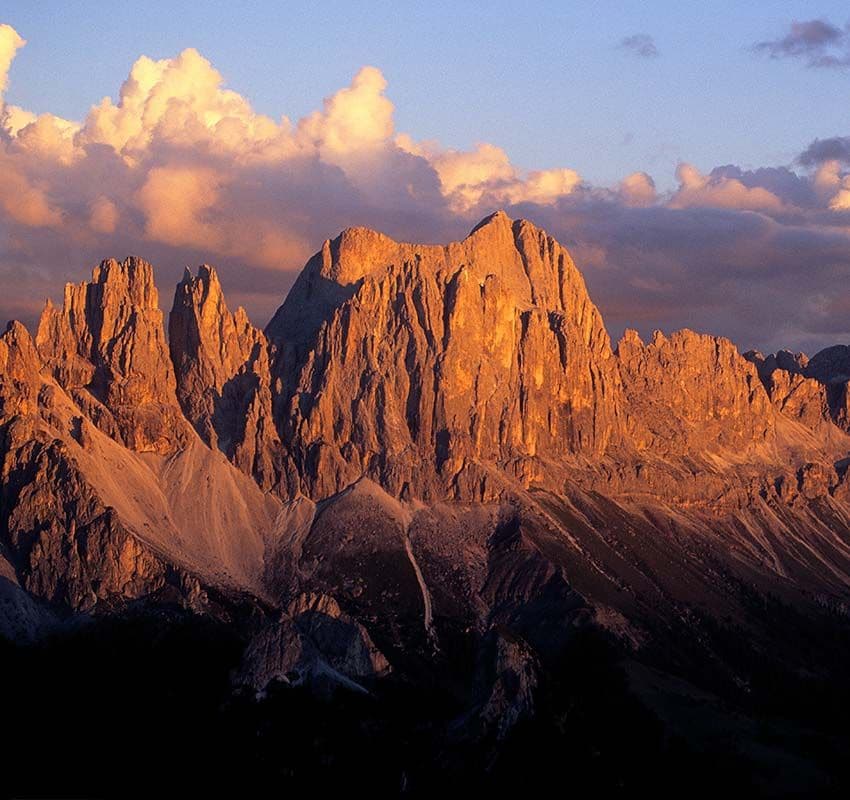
[798,136,850,166]
[137,166,223,249]
[0,150,62,227]
[396,138,583,211]
[619,172,656,206]
[670,163,784,212]
[753,19,850,68]
[0,23,25,97]
[0,23,849,355]
[89,196,118,234]
[299,65,394,164]
[77,47,290,161]
[619,34,658,59]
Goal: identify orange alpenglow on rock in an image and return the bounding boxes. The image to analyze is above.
[267,211,623,498]
[35,256,188,454]
[0,211,849,676]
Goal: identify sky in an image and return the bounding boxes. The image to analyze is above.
[1,2,850,353]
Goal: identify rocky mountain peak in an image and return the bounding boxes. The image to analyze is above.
[34,256,186,454]
[468,208,511,233]
[804,345,850,431]
[0,321,42,417]
[321,226,401,286]
[90,255,160,310]
[169,265,280,489]
[267,212,623,499]
[746,346,850,433]
[806,345,850,384]
[617,328,773,454]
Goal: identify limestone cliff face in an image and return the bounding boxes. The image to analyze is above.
[169,265,281,490]
[746,345,850,433]
[1,429,170,610]
[266,211,623,499]
[0,321,42,418]
[2,210,850,632]
[616,328,773,455]
[0,322,202,610]
[745,350,832,431]
[765,369,831,430]
[35,257,187,454]
[804,345,850,432]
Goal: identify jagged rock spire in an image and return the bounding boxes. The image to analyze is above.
[169,264,281,490]
[35,256,187,454]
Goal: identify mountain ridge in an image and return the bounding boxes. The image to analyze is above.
[2,212,850,790]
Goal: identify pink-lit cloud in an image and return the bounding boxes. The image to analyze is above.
[670,163,784,212]
[0,24,25,97]
[0,23,848,354]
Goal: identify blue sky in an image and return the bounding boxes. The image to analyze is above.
[5,0,850,189]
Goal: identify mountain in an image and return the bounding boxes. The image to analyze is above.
[2,212,850,795]
[266,211,622,499]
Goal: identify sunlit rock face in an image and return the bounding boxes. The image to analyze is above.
[745,350,832,432]
[804,345,850,432]
[266,211,624,500]
[169,265,281,490]
[0,321,42,418]
[35,257,188,454]
[746,344,850,434]
[0,320,203,610]
[617,328,774,455]
[2,211,850,726]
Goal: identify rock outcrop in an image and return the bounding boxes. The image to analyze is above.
[745,350,831,431]
[746,345,850,434]
[35,257,188,454]
[237,592,390,694]
[805,345,850,432]
[805,345,850,384]
[617,328,773,455]
[267,212,623,499]
[1,210,850,711]
[0,321,43,418]
[169,265,281,490]
[0,322,181,609]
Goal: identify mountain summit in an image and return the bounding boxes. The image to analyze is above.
[2,213,850,792]
[2,211,848,607]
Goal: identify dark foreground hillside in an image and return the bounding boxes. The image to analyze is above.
[4,598,850,799]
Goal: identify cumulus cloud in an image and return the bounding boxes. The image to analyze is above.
[670,163,784,212]
[798,135,850,166]
[824,169,850,210]
[0,23,25,97]
[0,152,62,227]
[619,172,656,206]
[89,196,118,234]
[77,47,284,159]
[753,19,850,68]
[137,166,223,249]
[619,34,659,58]
[299,65,394,162]
[0,22,849,354]
[396,138,583,211]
